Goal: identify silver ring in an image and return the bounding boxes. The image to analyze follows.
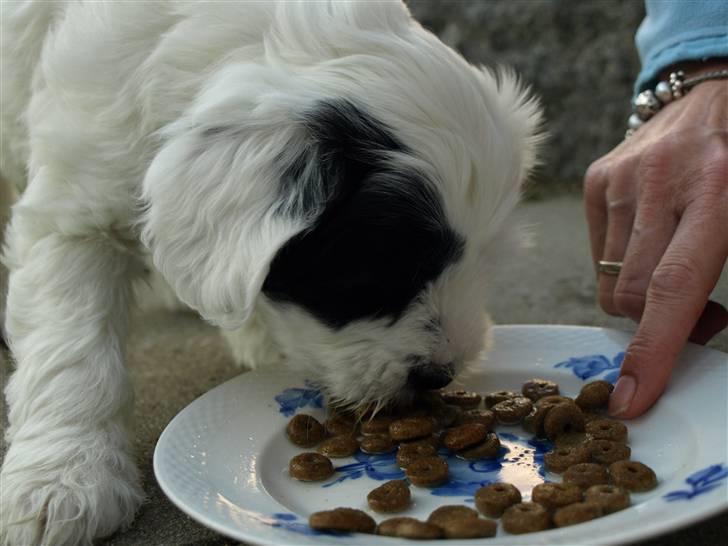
[598,260,623,276]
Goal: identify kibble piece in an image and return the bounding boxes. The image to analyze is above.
[360,434,396,454]
[584,484,631,514]
[440,390,482,409]
[553,501,603,527]
[474,482,522,517]
[389,417,434,441]
[575,380,614,410]
[361,415,394,436]
[609,460,658,492]
[455,409,496,429]
[396,442,437,469]
[543,402,585,440]
[401,434,441,451]
[522,405,549,437]
[324,414,358,437]
[405,456,449,487]
[586,439,631,465]
[586,419,628,443]
[531,482,583,510]
[501,502,551,534]
[457,432,501,460]
[427,505,479,527]
[522,378,560,401]
[438,517,498,539]
[289,452,335,481]
[484,390,521,408]
[367,480,411,513]
[431,404,462,429]
[317,435,359,458]
[555,431,592,449]
[563,463,609,489]
[493,396,534,425]
[535,394,574,409]
[582,412,604,424]
[309,508,376,533]
[544,445,590,474]
[377,517,443,539]
[286,414,325,447]
[443,423,489,451]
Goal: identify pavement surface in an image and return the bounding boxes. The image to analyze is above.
[1,195,726,545]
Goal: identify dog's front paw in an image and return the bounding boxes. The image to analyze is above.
[0,434,143,546]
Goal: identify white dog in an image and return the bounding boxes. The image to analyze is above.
[0,1,541,544]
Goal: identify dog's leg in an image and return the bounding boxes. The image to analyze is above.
[0,173,142,546]
[221,308,285,370]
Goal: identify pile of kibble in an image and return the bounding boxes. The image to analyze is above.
[284,379,657,539]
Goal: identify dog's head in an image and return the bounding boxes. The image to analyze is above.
[142,1,542,411]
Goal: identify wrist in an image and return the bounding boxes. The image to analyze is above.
[658,58,728,82]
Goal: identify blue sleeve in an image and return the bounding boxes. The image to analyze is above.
[635,0,728,94]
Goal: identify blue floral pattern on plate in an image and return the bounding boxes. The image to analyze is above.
[663,464,728,502]
[555,352,625,384]
[274,381,324,417]
[265,512,348,536]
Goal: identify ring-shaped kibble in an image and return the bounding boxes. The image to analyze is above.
[501,502,551,534]
[455,409,496,429]
[522,405,549,437]
[376,517,444,539]
[609,460,658,492]
[544,445,590,473]
[522,378,560,401]
[438,517,498,539]
[396,442,437,468]
[554,431,592,449]
[440,390,483,409]
[443,423,489,451]
[367,480,411,513]
[584,484,631,514]
[586,439,631,464]
[309,507,376,533]
[484,390,521,408]
[426,505,479,527]
[457,432,501,460]
[324,414,358,437]
[563,462,609,489]
[286,414,325,447]
[553,501,604,527]
[317,435,359,458]
[493,396,533,425]
[534,394,574,409]
[359,434,396,454]
[432,403,462,429]
[361,415,394,436]
[474,482,522,517]
[289,452,335,481]
[586,419,628,443]
[575,380,613,410]
[543,402,585,440]
[531,482,583,510]
[405,456,449,487]
[389,417,434,441]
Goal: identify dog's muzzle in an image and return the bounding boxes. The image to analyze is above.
[406,362,455,390]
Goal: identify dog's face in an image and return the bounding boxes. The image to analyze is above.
[142,1,541,411]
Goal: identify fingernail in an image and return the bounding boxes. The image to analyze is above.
[609,375,636,416]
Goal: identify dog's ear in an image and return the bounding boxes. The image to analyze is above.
[141,65,323,328]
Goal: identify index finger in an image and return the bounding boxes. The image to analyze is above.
[609,204,728,418]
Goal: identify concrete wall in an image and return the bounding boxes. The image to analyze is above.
[408,0,645,187]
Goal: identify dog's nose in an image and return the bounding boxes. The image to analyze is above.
[407,363,455,391]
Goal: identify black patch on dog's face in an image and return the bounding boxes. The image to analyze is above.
[263,99,463,328]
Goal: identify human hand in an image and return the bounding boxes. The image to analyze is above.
[583,73,728,419]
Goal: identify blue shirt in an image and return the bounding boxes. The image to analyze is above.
[635,0,728,94]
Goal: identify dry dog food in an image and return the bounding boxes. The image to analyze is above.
[324,413,358,437]
[586,439,631,465]
[484,390,521,408]
[531,482,583,511]
[361,415,394,435]
[426,505,479,527]
[501,502,551,534]
[552,501,603,527]
[389,417,434,441]
[544,445,590,474]
[457,432,501,460]
[443,423,489,451]
[367,480,411,513]
[286,414,325,447]
[288,452,334,481]
[543,402,585,440]
[575,380,613,410]
[522,378,560,401]
[438,517,498,539]
[563,463,610,489]
[359,433,395,454]
[309,507,376,533]
[405,456,449,487]
[522,405,549,437]
[586,419,628,443]
[440,390,482,409]
[474,482,522,517]
[609,460,658,492]
[317,435,359,458]
[455,409,496,429]
[396,441,437,469]
[584,484,631,514]
[377,517,443,539]
[493,396,534,425]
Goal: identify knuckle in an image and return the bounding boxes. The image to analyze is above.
[650,259,700,301]
[584,162,608,204]
[613,282,646,318]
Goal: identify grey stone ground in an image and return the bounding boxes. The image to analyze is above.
[1,195,726,545]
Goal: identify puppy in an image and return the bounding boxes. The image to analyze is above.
[0,1,541,544]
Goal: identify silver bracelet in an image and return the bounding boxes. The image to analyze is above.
[625,69,728,138]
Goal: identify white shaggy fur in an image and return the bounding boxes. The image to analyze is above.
[0,1,541,544]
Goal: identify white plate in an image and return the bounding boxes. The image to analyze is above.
[154,325,728,545]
